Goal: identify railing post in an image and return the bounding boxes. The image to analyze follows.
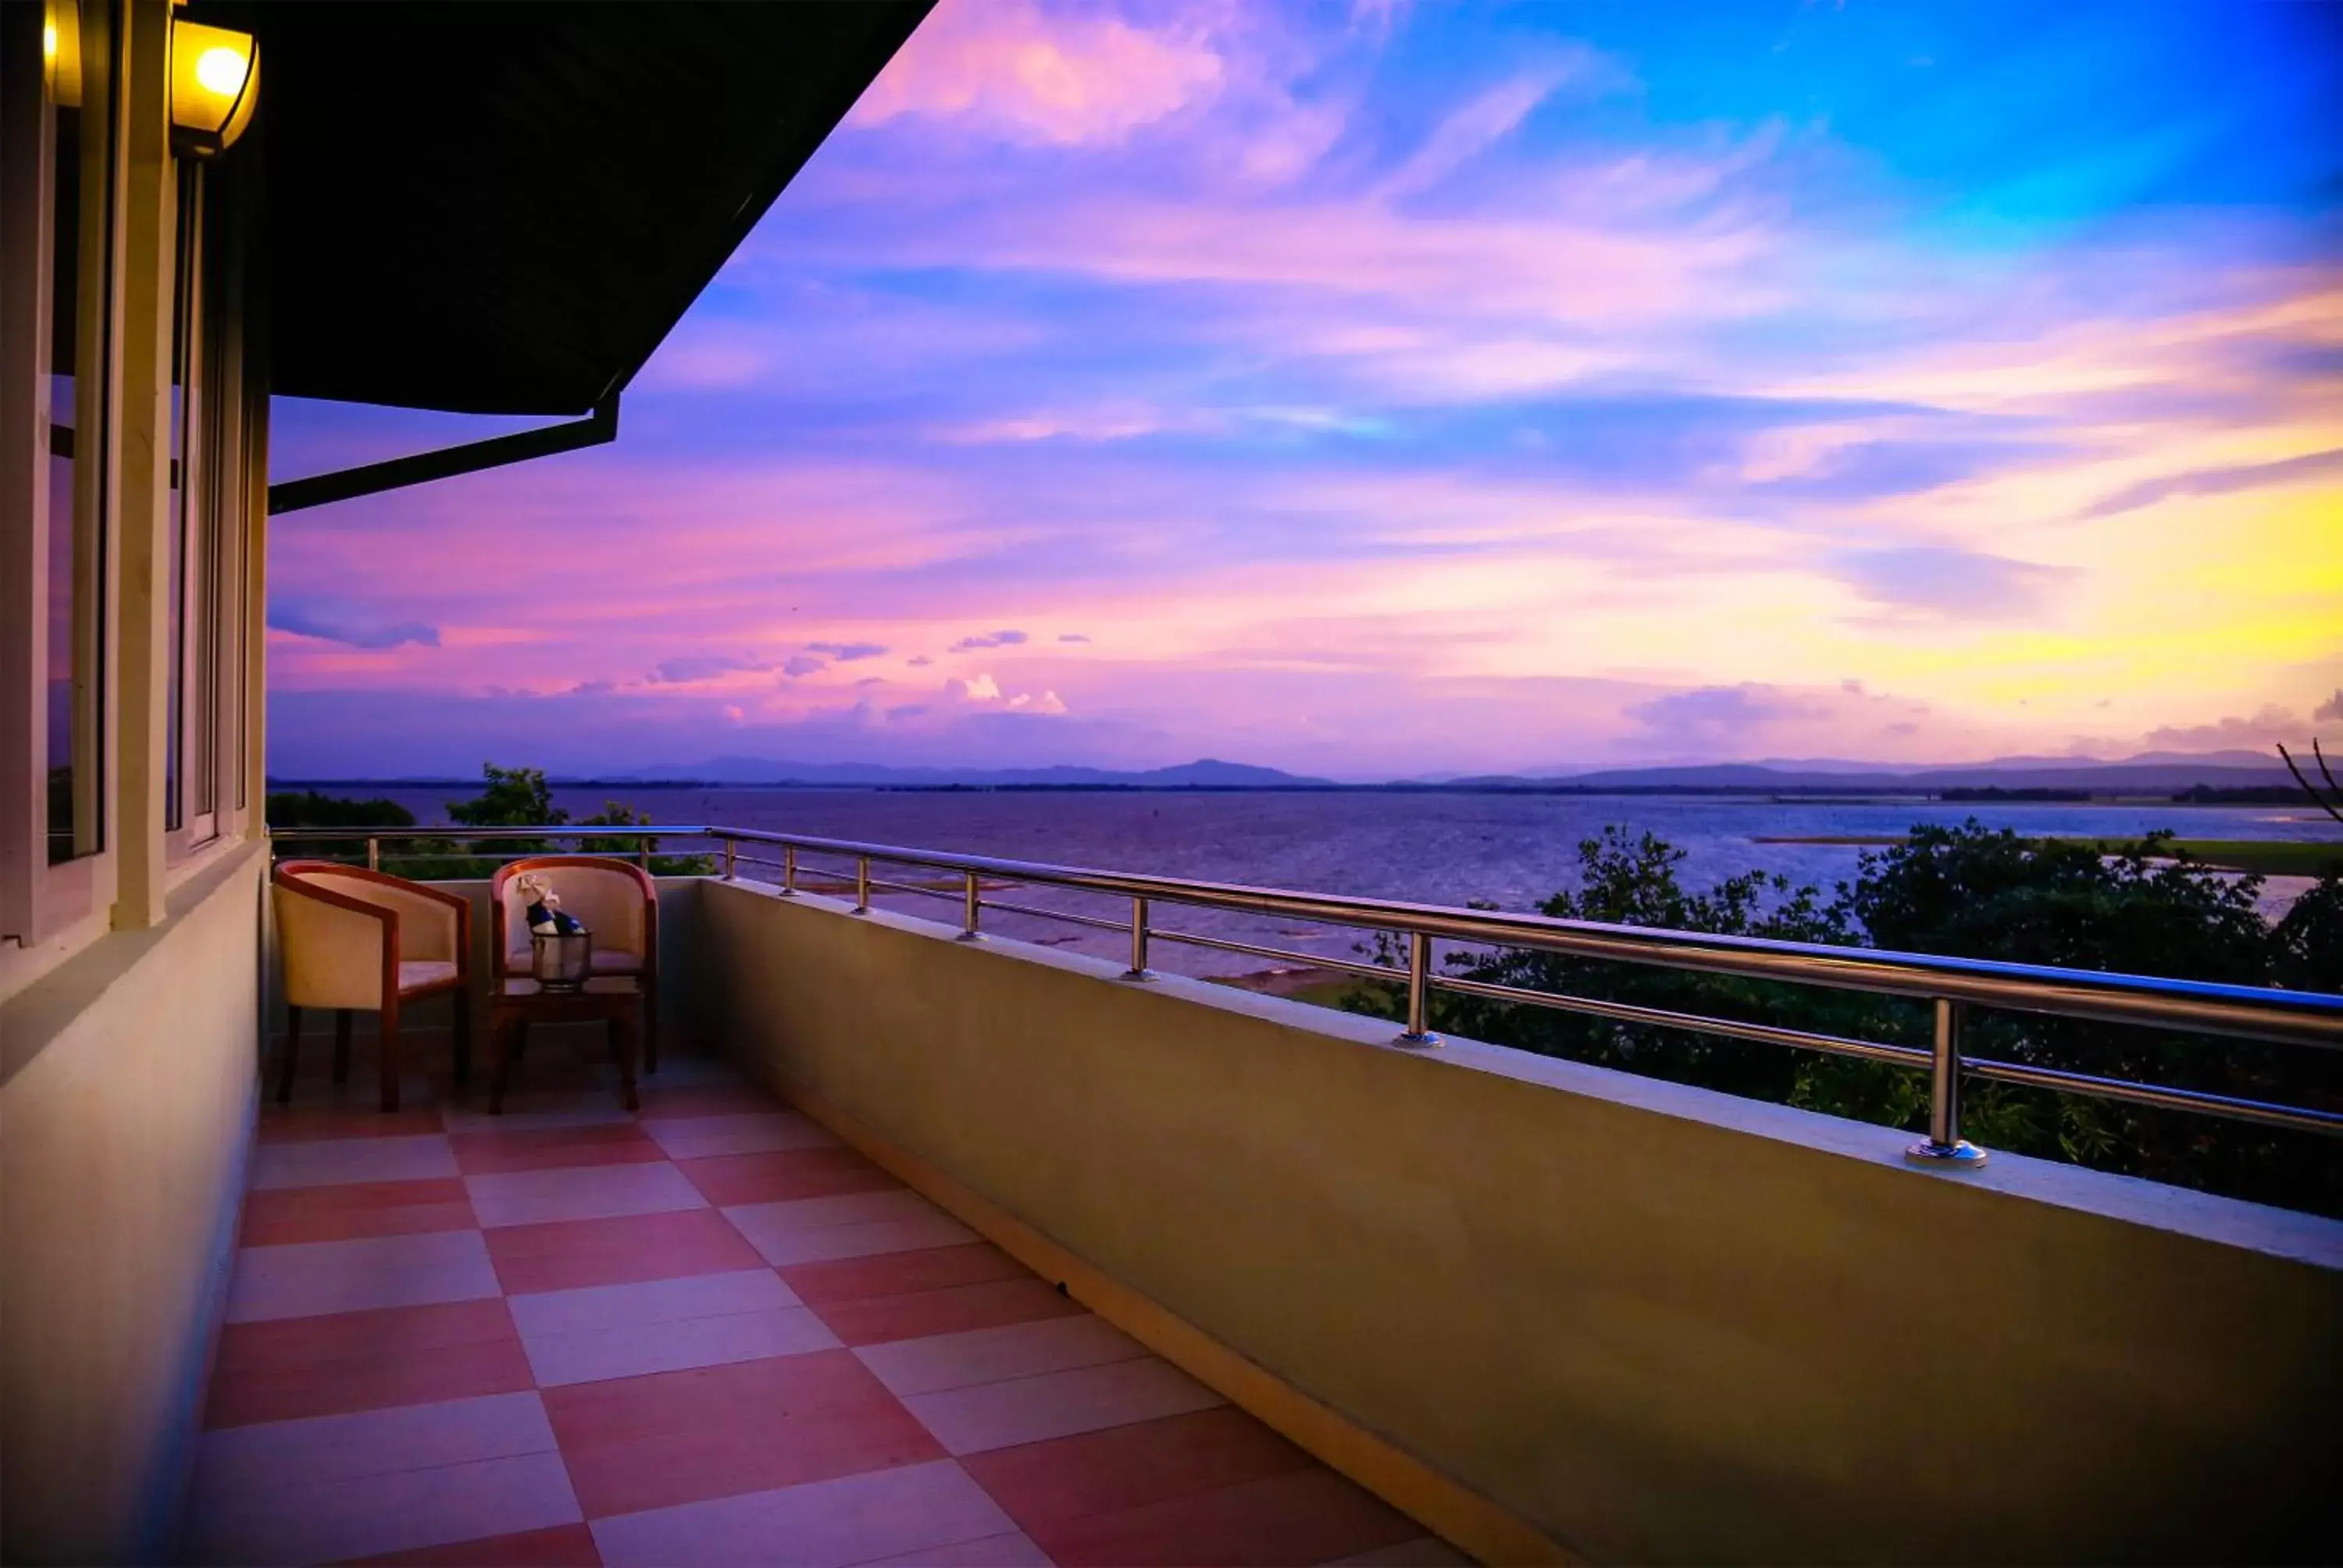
[639,834,651,870]
[1396,930,1439,1047]
[722,839,736,882]
[854,856,871,914]
[958,871,982,941]
[366,836,380,872]
[781,844,797,896]
[1124,896,1153,979]
[1907,998,1988,1166]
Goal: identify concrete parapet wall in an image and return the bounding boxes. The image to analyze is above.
[697,877,2343,1565]
[1,843,268,1563]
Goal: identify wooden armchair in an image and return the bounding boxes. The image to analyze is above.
[490,855,661,1070]
[272,861,472,1111]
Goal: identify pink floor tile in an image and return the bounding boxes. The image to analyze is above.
[450,1123,665,1175]
[733,1210,980,1267]
[487,1210,766,1295]
[903,1357,1225,1456]
[642,1110,838,1159]
[343,1522,605,1566]
[856,1314,1147,1397]
[544,1351,943,1518]
[676,1146,900,1206]
[813,1278,1088,1349]
[207,1323,532,1428]
[241,1178,478,1248]
[507,1270,800,1338]
[251,1134,458,1191]
[958,1406,1314,1534]
[522,1305,841,1387]
[466,1162,707,1228]
[225,1230,501,1324]
[588,1459,1015,1568]
[1022,1466,1423,1567]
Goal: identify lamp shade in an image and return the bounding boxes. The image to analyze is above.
[45,1,82,107]
[169,20,258,158]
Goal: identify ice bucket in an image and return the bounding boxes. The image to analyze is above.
[531,930,592,991]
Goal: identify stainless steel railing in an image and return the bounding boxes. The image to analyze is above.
[269,821,2343,1160]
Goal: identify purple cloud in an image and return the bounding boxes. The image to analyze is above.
[951,629,1029,651]
[269,599,440,650]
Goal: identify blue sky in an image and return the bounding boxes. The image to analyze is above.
[267,0,2342,779]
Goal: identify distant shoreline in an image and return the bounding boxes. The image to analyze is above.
[1758,835,2343,877]
[267,777,2309,804]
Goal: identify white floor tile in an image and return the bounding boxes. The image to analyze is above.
[856,1313,1146,1398]
[591,1459,1013,1568]
[508,1268,799,1337]
[726,1209,977,1267]
[224,1230,501,1323]
[185,1449,579,1565]
[523,1305,841,1386]
[190,1392,555,1495]
[641,1111,836,1159]
[902,1356,1225,1455]
[465,1161,707,1228]
[249,1134,456,1190]
[849,1529,1054,1566]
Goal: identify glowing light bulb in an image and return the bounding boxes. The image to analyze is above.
[194,45,247,96]
[43,20,56,62]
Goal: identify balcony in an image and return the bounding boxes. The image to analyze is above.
[169,828,2343,1564]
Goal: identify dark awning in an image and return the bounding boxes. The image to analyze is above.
[241,2,930,416]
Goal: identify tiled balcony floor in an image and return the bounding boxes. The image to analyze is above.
[191,1029,1463,1566]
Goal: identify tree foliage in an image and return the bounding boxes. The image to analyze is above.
[271,764,711,878]
[1349,820,2343,1215]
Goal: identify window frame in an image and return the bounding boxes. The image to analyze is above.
[2,0,124,946]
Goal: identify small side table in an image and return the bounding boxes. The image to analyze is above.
[487,976,645,1114]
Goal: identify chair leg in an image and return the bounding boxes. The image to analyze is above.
[643,975,659,1074]
[379,997,402,1114]
[277,1005,302,1103]
[333,1010,354,1085]
[452,989,473,1083]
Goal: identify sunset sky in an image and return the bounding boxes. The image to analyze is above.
[266,0,2343,780]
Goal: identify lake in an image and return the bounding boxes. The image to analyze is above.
[357,786,2343,980]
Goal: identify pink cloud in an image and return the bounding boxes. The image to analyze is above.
[849,0,1225,147]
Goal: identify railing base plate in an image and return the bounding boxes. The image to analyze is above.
[1906,1139,1988,1167]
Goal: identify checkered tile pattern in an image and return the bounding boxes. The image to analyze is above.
[191,1032,1466,1566]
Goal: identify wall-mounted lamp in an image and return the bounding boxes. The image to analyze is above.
[169,19,257,158]
[45,1,82,107]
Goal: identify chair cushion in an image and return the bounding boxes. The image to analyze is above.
[398,960,460,994]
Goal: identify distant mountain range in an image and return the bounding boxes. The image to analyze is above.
[274,749,2309,796]
[608,756,1329,789]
